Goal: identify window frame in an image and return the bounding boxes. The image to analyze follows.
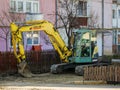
[10,0,16,12]
[18,1,24,12]
[9,31,40,50]
[112,9,116,19]
[26,31,40,46]
[33,2,39,13]
[77,1,87,16]
[26,2,32,13]
[118,9,120,18]
[10,0,40,13]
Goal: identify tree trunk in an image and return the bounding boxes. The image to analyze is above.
[6,36,8,51]
[6,39,8,51]
[68,38,71,49]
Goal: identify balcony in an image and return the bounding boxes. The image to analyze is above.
[26,13,44,21]
[113,0,120,4]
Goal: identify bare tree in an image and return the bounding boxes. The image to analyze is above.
[56,0,85,49]
[0,11,25,51]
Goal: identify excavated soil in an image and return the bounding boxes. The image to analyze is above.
[0,73,119,90]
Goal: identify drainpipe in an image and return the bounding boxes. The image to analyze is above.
[102,0,104,56]
[55,0,58,28]
[116,3,118,53]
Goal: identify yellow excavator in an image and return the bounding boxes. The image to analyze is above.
[11,20,107,77]
[10,20,72,77]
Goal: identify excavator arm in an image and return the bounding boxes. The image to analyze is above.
[10,20,72,77]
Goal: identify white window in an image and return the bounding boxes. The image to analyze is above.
[9,31,40,50]
[113,10,116,18]
[118,34,120,45]
[33,3,39,13]
[117,30,120,45]
[26,2,32,13]
[18,1,23,12]
[77,1,87,16]
[10,0,16,11]
[26,31,40,45]
[10,0,39,13]
[118,9,120,18]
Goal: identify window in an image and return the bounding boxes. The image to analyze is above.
[33,3,39,13]
[18,1,23,12]
[26,2,31,13]
[26,31,40,45]
[77,1,87,16]
[117,30,120,45]
[10,0,39,13]
[118,10,120,18]
[118,34,120,45]
[10,0,16,11]
[112,10,116,18]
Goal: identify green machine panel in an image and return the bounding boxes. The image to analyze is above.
[69,29,97,63]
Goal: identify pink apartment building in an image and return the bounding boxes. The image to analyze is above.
[0,0,56,52]
[0,0,115,56]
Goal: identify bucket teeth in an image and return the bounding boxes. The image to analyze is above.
[18,61,33,78]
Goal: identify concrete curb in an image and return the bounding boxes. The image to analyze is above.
[71,81,107,85]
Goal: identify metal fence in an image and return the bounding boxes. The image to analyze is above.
[0,50,61,75]
[84,65,120,83]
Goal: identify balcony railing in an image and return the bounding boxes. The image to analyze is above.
[26,13,44,21]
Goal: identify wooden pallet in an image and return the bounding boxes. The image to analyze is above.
[84,65,120,82]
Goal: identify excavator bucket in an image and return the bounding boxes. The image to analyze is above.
[17,61,33,78]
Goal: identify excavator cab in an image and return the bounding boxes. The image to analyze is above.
[51,29,98,74]
[69,29,98,63]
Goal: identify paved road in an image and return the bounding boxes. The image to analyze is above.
[0,84,120,90]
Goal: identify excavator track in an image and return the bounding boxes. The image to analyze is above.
[50,63,76,74]
[50,64,64,74]
[75,62,110,76]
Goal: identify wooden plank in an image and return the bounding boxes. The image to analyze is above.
[84,65,120,82]
[0,51,61,75]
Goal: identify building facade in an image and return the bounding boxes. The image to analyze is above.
[87,0,113,56]
[112,0,120,54]
[0,0,56,52]
[81,0,113,56]
[0,0,117,56]
[56,0,113,56]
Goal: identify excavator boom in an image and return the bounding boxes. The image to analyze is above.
[10,20,72,77]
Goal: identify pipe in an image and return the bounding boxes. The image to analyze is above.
[102,0,104,56]
[55,0,58,28]
[102,0,104,28]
